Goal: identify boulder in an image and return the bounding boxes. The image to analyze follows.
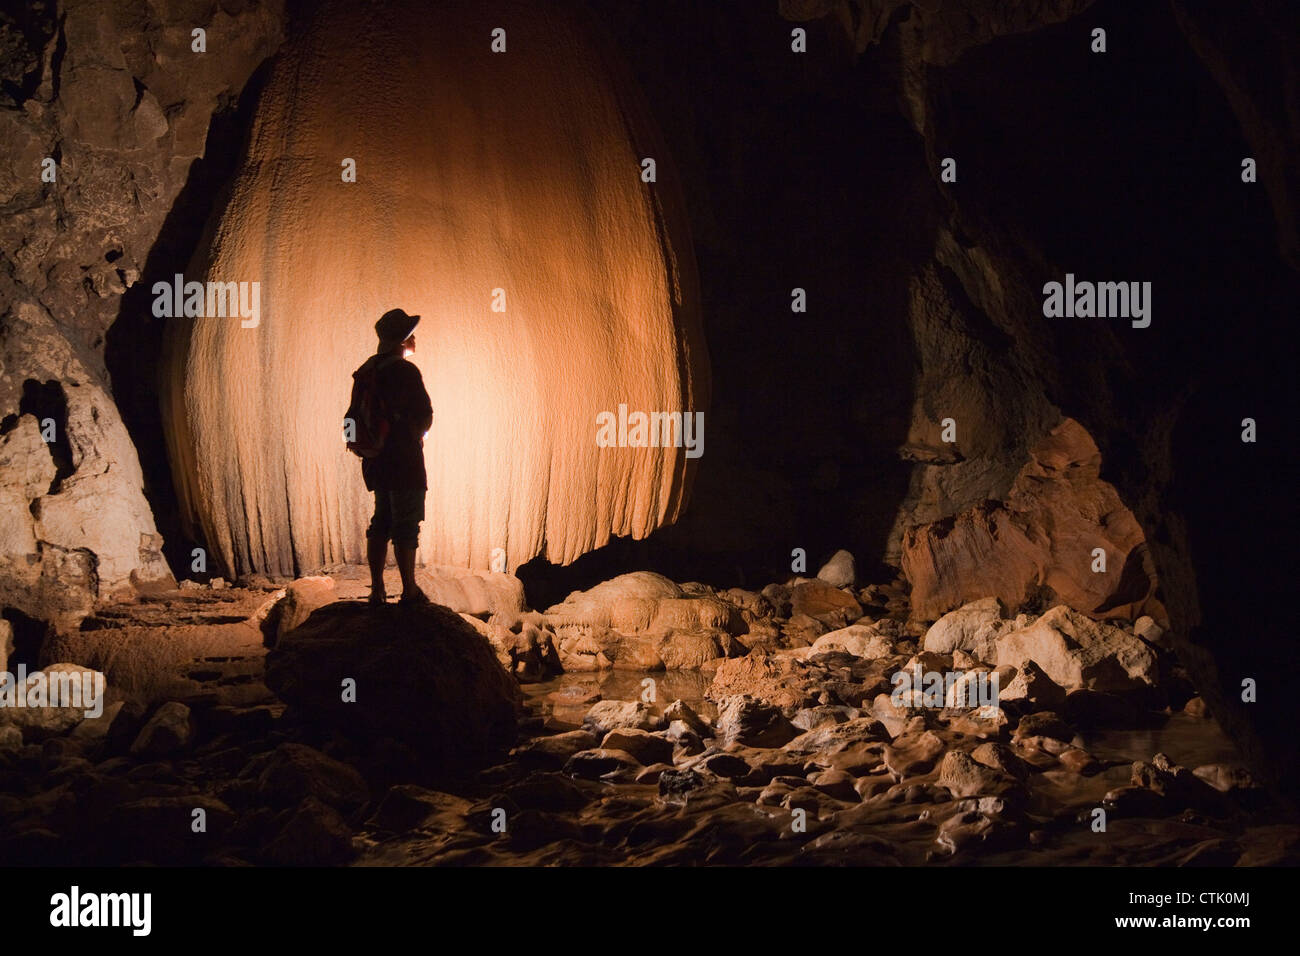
[995,605,1157,693]
[264,601,522,764]
[545,572,683,632]
[816,549,857,588]
[808,624,894,660]
[790,579,863,629]
[938,750,1019,799]
[277,576,337,640]
[922,598,1019,661]
[658,629,726,669]
[0,661,102,739]
[129,701,193,757]
[581,700,656,736]
[601,728,674,766]
[714,695,798,748]
[997,660,1066,711]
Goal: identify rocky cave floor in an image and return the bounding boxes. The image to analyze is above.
[3,564,1299,867]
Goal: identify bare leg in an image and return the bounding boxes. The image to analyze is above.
[367,536,388,603]
[394,544,426,602]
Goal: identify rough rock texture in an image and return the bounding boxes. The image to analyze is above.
[996,605,1157,694]
[763,0,1299,795]
[903,419,1157,621]
[161,0,707,578]
[264,600,522,764]
[0,0,283,625]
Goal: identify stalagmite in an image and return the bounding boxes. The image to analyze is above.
[161,0,707,577]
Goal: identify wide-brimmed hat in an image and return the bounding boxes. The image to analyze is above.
[375,308,420,346]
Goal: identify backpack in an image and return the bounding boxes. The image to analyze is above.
[344,353,402,459]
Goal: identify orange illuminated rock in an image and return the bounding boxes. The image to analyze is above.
[901,419,1158,621]
[162,0,706,578]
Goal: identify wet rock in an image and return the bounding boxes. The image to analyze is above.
[883,729,945,777]
[563,748,642,780]
[996,605,1157,693]
[582,700,656,736]
[513,730,599,770]
[715,695,797,748]
[1056,747,1102,775]
[129,701,193,758]
[1192,764,1256,794]
[1013,711,1074,743]
[600,729,674,766]
[658,629,726,669]
[700,752,752,779]
[935,796,1025,855]
[791,704,857,731]
[970,742,1029,781]
[657,768,709,805]
[938,750,1021,800]
[997,659,1066,711]
[1131,753,1227,813]
[661,699,710,736]
[784,717,887,754]
[265,601,521,763]
[502,772,593,812]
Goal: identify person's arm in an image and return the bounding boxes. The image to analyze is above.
[408,366,433,436]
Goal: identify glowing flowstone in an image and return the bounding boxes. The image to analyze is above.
[162,0,707,577]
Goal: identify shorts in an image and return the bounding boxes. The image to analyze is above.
[365,489,426,549]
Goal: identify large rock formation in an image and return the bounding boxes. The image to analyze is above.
[902,418,1157,620]
[264,600,523,763]
[161,0,707,579]
[0,0,284,624]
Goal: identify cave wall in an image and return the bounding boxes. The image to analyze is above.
[0,0,283,625]
[161,0,707,578]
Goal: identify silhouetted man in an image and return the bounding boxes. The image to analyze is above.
[348,308,433,605]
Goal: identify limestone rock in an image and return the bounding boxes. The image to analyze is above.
[264,601,522,763]
[996,605,1157,693]
[816,549,856,588]
[922,598,1022,662]
[582,700,656,737]
[808,624,894,659]
[714,695,798,748]
[790,579,863,629]
[903,419,1157,621]
[277,576,337,640]
[129,701,193,757]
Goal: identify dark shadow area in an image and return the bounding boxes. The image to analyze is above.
[928,0,1298,795]
[18,378,72,493]
[1,607,50,670]
[521,0,931,609]
[104,58,276,578]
